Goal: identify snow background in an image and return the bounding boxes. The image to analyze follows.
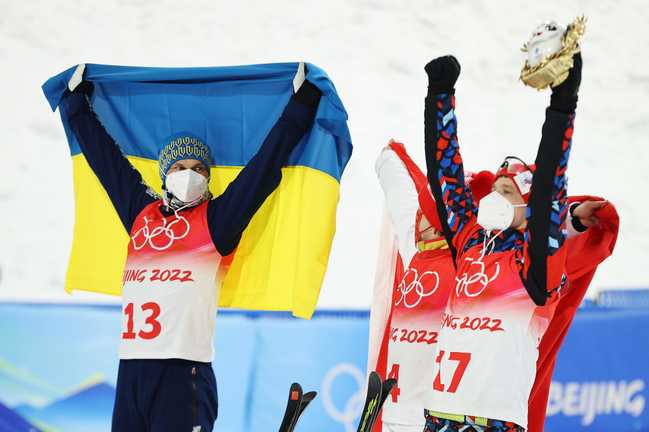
[1,0,647,308]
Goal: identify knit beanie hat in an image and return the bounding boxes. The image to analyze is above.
[158,132,213,181]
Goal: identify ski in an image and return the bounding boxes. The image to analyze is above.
[356,372,398,432]
[368,377,398,429]
[290,390,317,431]
[278,383,318,432]
[356,371,382,432]
[278,383,303,432]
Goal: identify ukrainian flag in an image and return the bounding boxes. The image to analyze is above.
[42,63,352,319]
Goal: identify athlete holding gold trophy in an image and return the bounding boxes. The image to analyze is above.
[421,17,586,432]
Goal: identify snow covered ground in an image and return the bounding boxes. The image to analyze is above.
[1,0,647,307]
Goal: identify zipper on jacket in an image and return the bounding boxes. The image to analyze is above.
[191,366,198,426]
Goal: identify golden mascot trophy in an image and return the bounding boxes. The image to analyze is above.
[520,16,586,90]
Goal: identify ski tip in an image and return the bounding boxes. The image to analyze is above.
[383,378,397,390]
[279,383,305,432]
[289,383,303,401]
[302,391,317,402]
[380,378,398,403]
[369,370,383,384]
[356,372,384,432]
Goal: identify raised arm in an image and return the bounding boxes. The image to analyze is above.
[522,54,582,305]
[207,78,321,256]
[423,56,476,262]
[61,71,157,233]
[375,143,420,265]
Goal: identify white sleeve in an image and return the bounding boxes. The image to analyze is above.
[375,148,419,265]
[367,209,398,375]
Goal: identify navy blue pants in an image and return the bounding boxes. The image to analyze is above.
[112,359,218,432]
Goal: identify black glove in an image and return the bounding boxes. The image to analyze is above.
[292,62,321,108]
[293,80,321,108]
[425,55,461,95]
[65,64,94,98]
[73,80,94,97]
[550,52,582,113]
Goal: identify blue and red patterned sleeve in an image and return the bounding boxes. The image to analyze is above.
[424,92,477,262]
[521,109,575,305]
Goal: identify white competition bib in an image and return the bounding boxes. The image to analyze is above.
[427,248,558,429]
[382,250,454,426]
[119,201,224,362]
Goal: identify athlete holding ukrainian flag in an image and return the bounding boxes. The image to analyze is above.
[60,63,321,432]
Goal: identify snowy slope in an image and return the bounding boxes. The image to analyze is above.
[0,0,647,308]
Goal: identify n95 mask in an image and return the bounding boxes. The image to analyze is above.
[477,191,526,232]
[165,169,208,204]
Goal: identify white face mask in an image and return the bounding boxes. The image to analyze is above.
[164,169,208,204]
[477,191,526,232]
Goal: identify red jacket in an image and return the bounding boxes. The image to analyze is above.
[527,196,620,431]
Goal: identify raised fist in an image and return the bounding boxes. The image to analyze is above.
[425,55,461,94]
[67,64,94,97]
